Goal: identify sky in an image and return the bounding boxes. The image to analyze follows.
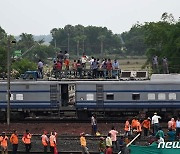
[0,0,179,36]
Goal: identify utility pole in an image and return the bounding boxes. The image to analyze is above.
[7,38,11,126]
[7,38,16,126]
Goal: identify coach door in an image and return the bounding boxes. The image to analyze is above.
[96,84,104,107]
[61,84,69,107]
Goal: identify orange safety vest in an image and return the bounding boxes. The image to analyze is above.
[124,121,130,131]
[142,120,150,129]
[131,119,138,129]
[10,133,18,144]
[0,136,8,147]
[50,135,56,147]
[137,122,142,132]
[41,134,48,146]
[22,133,32,144]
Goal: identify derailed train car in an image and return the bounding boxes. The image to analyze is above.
[75,74,180,118]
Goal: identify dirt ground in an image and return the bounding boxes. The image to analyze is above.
[0,122,123,136]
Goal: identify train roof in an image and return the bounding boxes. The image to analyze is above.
[75,74,180,85]
[150,74,180,81]
[0,80,75,85]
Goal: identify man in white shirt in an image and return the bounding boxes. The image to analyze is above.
[152,112,161,135]
[38,59,43,78]
[91,114,97,135]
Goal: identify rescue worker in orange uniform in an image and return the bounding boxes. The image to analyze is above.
[41,130,49,154]
[50,131,56,154]
[0,132,9,154]
[141,117,151,136]
[22,129,32,154]
[10,130,18,154]
[131,117,138,130]
[136,120,142,138]
[124,119,131,136]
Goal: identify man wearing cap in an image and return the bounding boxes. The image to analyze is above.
[80,132,89,154]
[152,112,161,135]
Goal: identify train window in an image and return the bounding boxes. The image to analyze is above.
[132,93,140,100]
[106,93,114,100]
[148,93,155,100]
[158,93,166,100]
[86,94,94,100]
[169,93,176,100]
[16,94,23,100]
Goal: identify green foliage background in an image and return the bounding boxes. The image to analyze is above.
[0,12,180,75]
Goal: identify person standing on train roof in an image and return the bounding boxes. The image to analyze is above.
[112,59,120,79]
[124,119,131,136]
[0,132,8,154]
[152,55,159,73]
[162,57,169,74]
[64,50,69,59]
[57,51,64,63]
[152,112,161,136]
[41,130,49,154]
[22,129,32,154]
[10,130,18,154]
[50,131,56,154]
[106,59,112,78]
[37,59,44,78]
[91,114,97,135]
[141,117,151,136]
[77,59,83,79]
[81,52,88,69]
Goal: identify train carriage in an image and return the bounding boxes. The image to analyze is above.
[0,74,180,120]
[75,74,180,118]
[0,80,75,119]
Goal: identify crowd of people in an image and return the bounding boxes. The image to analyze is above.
[81,113,180,154]
[37,51,121,79]
[37,52,171,80]
[0,113,180,154]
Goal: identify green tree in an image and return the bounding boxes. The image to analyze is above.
[144,13,180,73]
[12,59,37,76]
